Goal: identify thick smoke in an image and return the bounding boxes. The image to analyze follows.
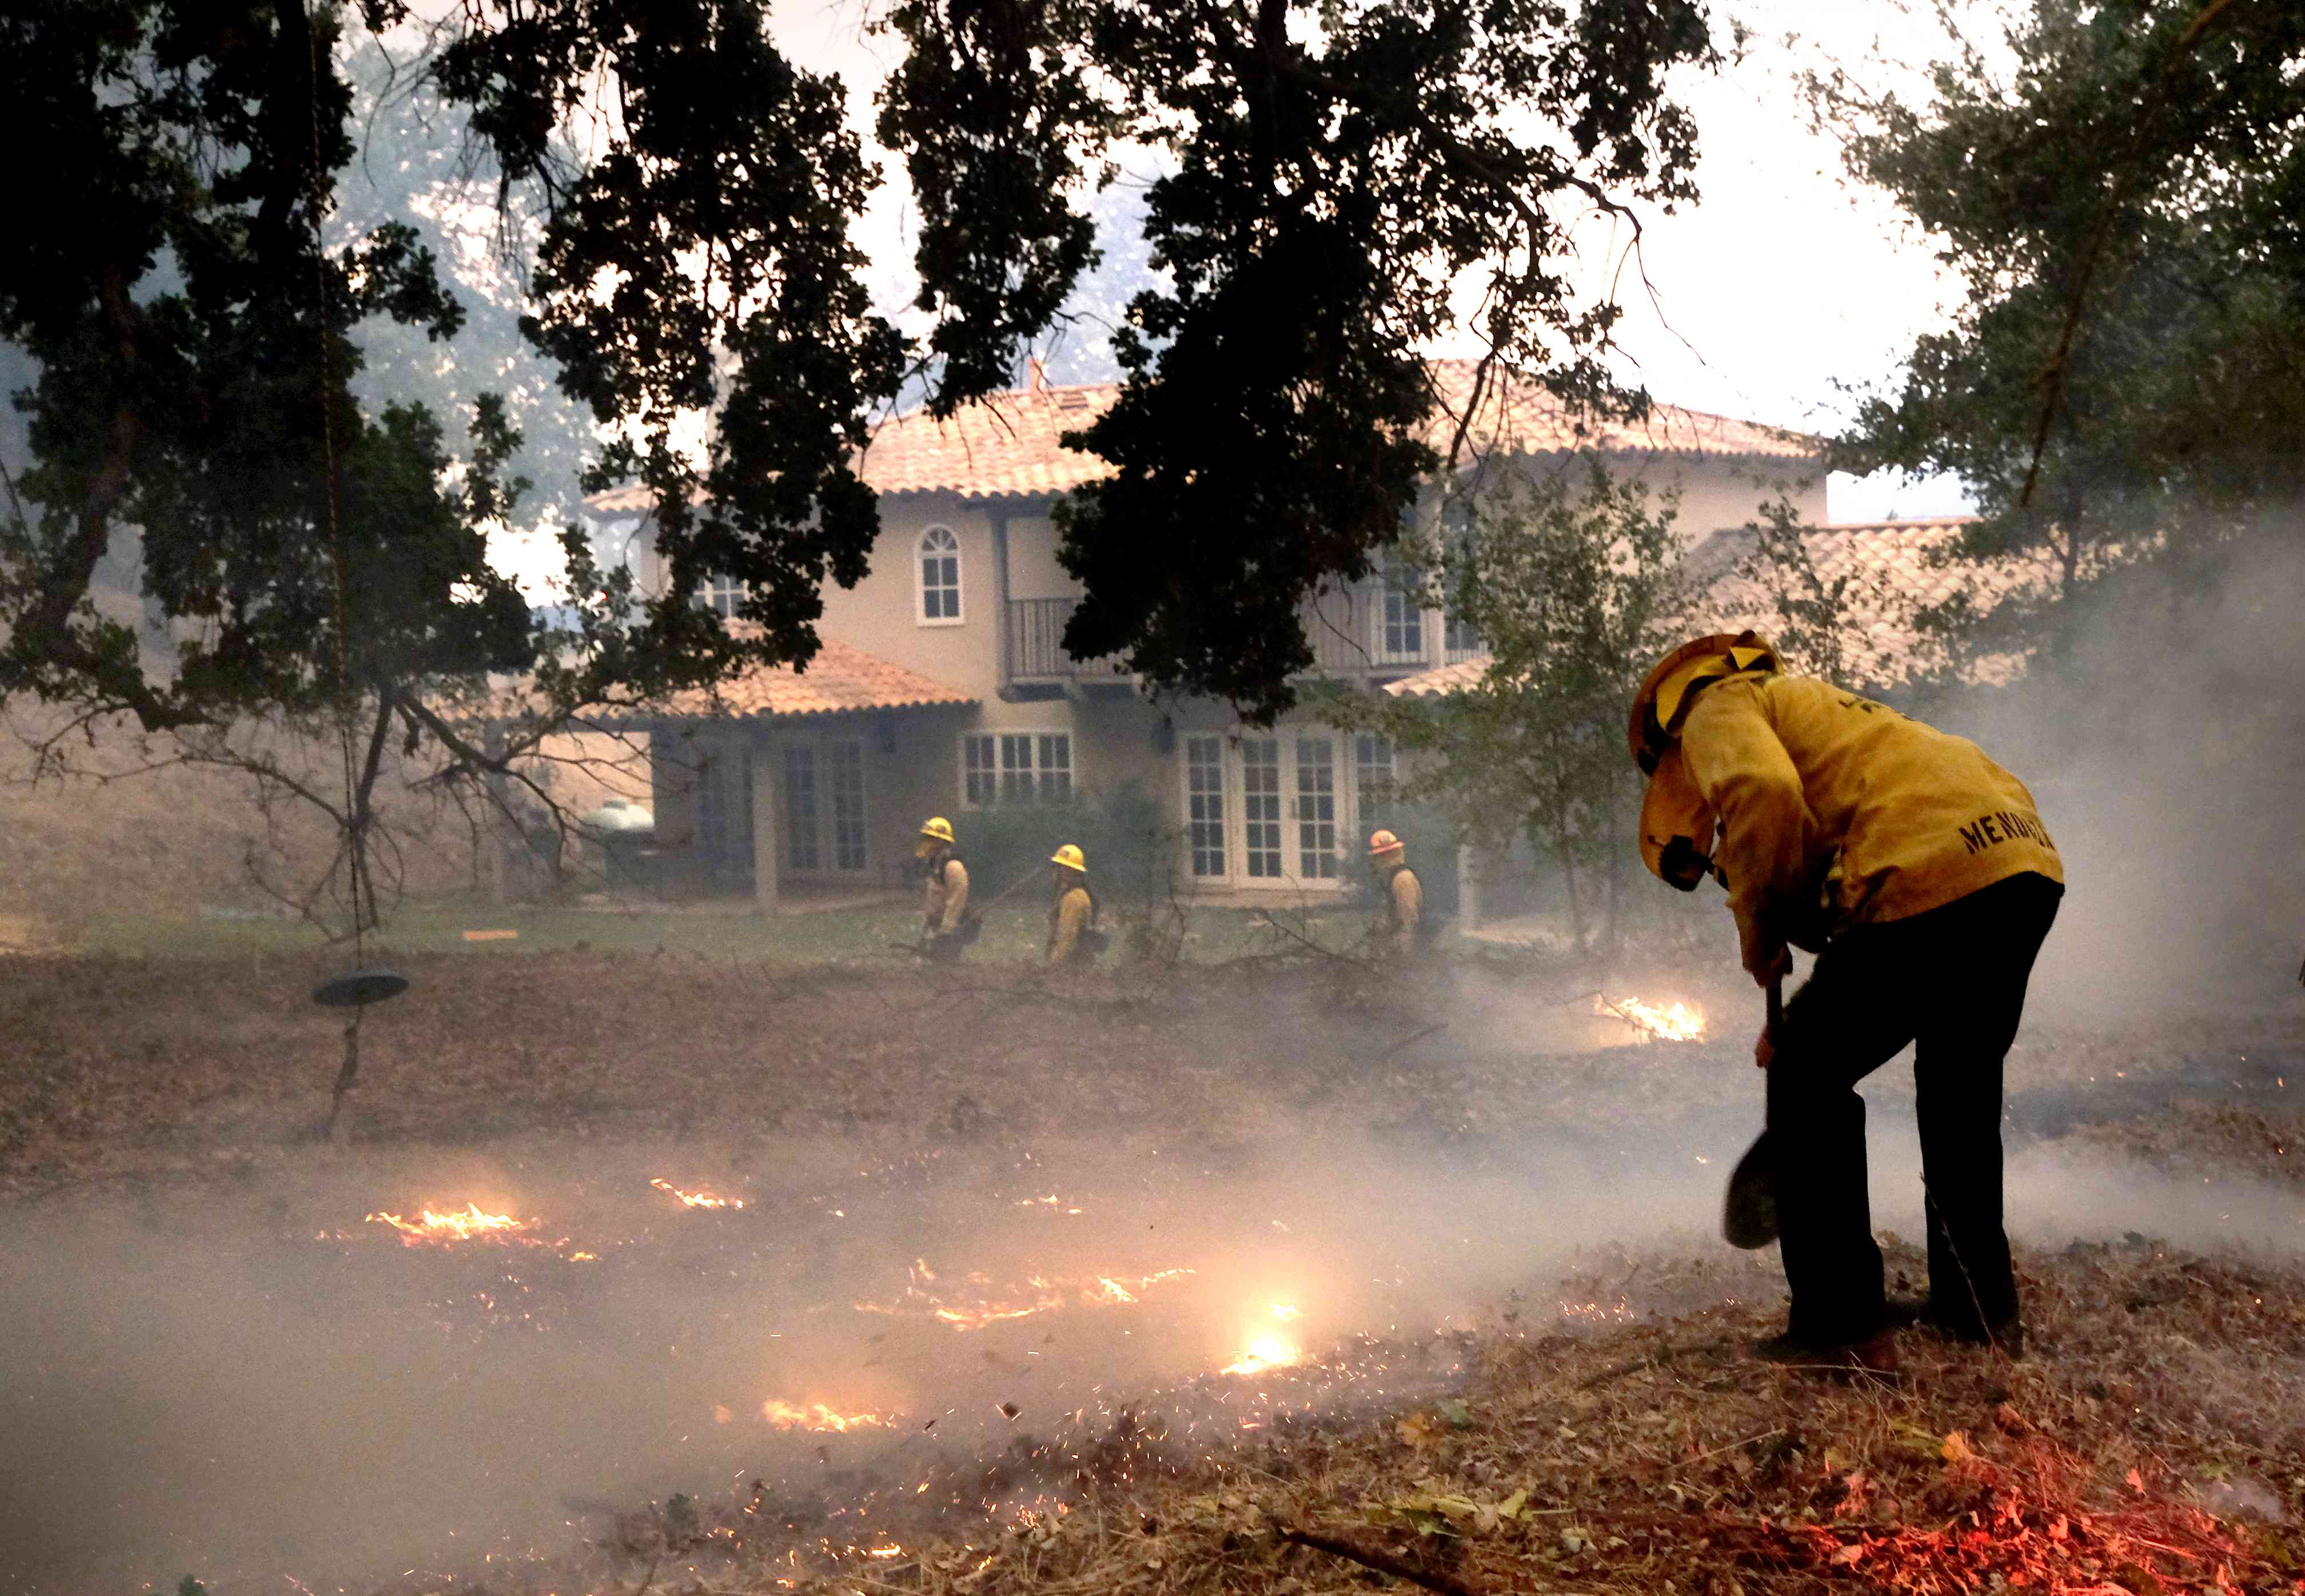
[1913,533,2305,1012]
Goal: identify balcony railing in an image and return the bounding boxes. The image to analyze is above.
[1006,597,1133,684]
[1003,593,1488,688]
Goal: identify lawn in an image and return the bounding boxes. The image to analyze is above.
[69,892,1392,965]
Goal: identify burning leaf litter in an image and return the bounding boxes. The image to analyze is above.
[1597,993,1708,1042]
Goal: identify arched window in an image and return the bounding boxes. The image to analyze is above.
[917,526,963,624]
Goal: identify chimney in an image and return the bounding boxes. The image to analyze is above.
[1027,354,1048,397]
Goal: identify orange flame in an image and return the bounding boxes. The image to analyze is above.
[365,1204,531,1245]
[1223,1303,1307,1375]
[858,1262,1193,1331]
[1598,994,1706,1042]
[762,1399,888,1433]
[651,1178,745,1210]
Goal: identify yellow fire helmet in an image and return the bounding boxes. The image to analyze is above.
[1638,744,1724,892]
[1050,844,1087,872]
[920,816,955,844]
[1626,630,1781,776]
[1367,828,1405,861]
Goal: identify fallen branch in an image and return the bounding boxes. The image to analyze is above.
[1275,1523,1488,1596]
[1574,1332,1742,1391]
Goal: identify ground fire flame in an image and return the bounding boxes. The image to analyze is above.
[1597,993,1707,1042]
[1222,1304,1307,1375]
[760,1400,891,1433]
[854,1262,1194,1330]
[365,1203,532,1245]
[360,1203,596,1261]
[651,1177,745,1210]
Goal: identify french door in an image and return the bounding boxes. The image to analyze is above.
[781,736,870,878]
[1181,732,1359,888]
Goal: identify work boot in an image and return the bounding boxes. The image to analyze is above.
[1927,1314,2025,1360]
[1753,1329,1901,1380]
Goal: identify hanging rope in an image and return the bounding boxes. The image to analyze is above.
[304,4,373,1142]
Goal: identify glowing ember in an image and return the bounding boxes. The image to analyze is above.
[365,1204,531,1245]
[761,1399,889,1433]
[1597,994,1706,1042]
[651,1178,745,1210]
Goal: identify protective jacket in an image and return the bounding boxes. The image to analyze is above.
[923,853,970,935]
[1382,865,1424,957]
[1047,884,1096,966]
[1678,672,2062,974]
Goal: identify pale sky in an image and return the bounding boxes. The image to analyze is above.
[767,0,1993,523]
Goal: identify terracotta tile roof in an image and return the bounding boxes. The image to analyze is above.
[1423,358,1821,465]
[863,381,1122,500]
[649,636,976,721]
[1386,517,2050,697]
[1685,517,2048,686]
[1384,655,1495,699]
[586,361,1820,513]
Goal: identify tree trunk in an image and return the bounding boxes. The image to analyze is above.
[1556,833,1586,954]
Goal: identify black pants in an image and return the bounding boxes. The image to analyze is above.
[1768,871,2063,1345]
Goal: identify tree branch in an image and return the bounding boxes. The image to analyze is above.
[1275,1523,1489,1596]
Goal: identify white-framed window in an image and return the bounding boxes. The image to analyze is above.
[830,741,868,871]
[784,736,870,875]
[1294,736,1338,879]
[918,526,963,625]
[1443,614,1481,656]
[1240,738,1283,878]
[1354,735,1396,829]
[1186,736,1227,879]
[1182,730,1390,888]
[1378,549,1425,663]
[700,574,748,619]
[959,731,1072,807]
[783,743,821,873]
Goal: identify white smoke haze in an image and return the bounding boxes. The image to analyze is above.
[1906,532,2305,1016]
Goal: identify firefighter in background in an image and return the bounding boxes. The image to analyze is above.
[1367,829,1423,958]
[917,816,970,961]
[1045,844,1100,967]
[1629,631,2063,1374]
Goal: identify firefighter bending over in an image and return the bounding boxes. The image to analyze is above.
[1368,829,1422,958]
[918,816,970,961]
[1630,631,2062,1375]
[1045,845,1100,967]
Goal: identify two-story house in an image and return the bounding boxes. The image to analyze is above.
[586,358,1827,908]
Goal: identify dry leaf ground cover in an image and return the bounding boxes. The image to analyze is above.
[5,949,2305,1594]
[453,1240,2305,1596]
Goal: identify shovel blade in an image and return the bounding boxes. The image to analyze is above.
[1722,1130,1777,1250]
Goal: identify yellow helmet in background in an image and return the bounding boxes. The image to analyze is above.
[1637,744,1722,892]
[1050,844,1087,872]
[919,816,956,845]
[1627,630,1781,776]
[1367,828,1405,862]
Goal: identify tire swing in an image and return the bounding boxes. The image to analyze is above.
[299,46,406,1143]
